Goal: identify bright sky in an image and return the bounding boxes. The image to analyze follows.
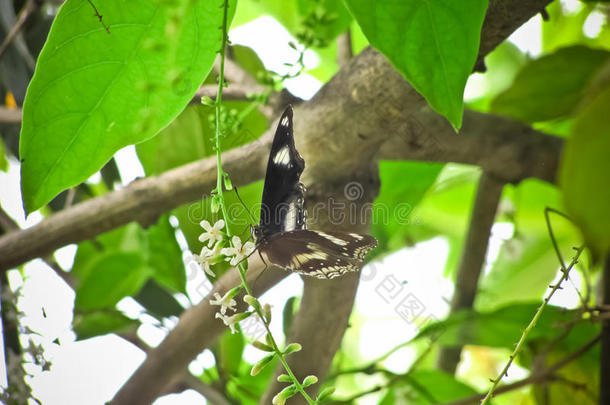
[0,2,590,403]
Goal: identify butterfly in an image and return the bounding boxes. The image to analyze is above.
[252,106,377,279]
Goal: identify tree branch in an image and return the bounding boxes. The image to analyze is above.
[0,106,22,123]
[0,0,556,271]
[437,172,505,373]
[0,0,38,68]
[109,257,288,405]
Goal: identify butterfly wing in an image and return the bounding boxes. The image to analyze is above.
[258,106,306,238]
[259,230,378,279]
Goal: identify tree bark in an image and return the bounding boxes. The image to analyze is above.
[437,172,505,373]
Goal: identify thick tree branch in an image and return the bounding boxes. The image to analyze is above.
[0,0,555,271]
[109,257,289,405]
[437,172,505,373]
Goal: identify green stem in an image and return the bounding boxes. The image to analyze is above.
[212,2,314,403]
[480,246,584,405]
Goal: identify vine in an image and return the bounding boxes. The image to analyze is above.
[480,207,586,404]
[195,1,332,403]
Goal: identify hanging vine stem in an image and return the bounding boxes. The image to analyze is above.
[211,1,315,403]
[480,241,585,404]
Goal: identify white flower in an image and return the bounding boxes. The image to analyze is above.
[215,312,240,334]
[191,243,224,277]
[198,219,225,247]
[221,236,256,266]
[210,291,237,315]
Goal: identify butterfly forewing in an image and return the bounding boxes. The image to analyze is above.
[253,106,378,278]
[258,106,306,237]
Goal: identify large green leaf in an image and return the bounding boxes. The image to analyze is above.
[75,251,150,310]
[147,214,186,293]
[72,309,138,341]
[491,46,610,123]
[19,0,236,213]
[371,161,443,256]
[560,73,610,258]
[73,215,186,313]
[344,0,488,129]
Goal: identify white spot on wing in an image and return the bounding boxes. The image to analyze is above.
[317,232,349,246]
[272,145,291,166]
[281,116,290,127]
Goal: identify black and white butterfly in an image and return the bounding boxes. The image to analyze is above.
[252,106,377,279]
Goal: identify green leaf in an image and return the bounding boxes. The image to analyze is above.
[372,161,443,256]
[252,340,274,352]
[407,370,478,403]
[135,101,267,254]
[133,280,184,319]
[344,0,488,129]
[491,46,610,123]
[146,215,186,293]
[19,0,236,213]
[72,309,138,340]
[219,329,245,376]
[75,251,150,310]
[466,41,528,112]
[416,303,585,349]
[231,45,268,84]
[476,234,575,311]
[0,136,8,172]
[282,296,298,339]
[560,76,610,258]
[251,353,275,376]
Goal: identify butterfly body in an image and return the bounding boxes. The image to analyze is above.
[254,106,377,279]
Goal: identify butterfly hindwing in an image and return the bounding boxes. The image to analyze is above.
[259,230,377,279]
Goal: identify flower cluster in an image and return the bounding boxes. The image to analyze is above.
[192,219,256,278]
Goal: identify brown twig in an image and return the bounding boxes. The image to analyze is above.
[336,31,353,68]
[0,106,22,123]
[0,0,39,67]
[86,0,110,34]
[437,172,505,373]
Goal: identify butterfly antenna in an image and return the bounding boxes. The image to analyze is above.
[252,250,269,291]
[233,186,258,225]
